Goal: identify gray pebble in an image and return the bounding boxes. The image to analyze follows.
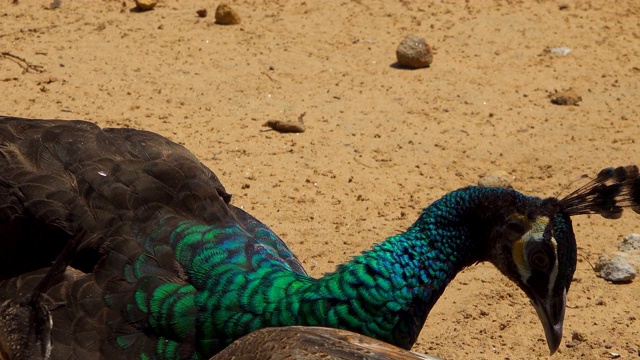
[594,255,637,283]
[619,233,640,251]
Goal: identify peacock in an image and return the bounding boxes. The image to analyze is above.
[210,326,442,360]
[0,115,638,359]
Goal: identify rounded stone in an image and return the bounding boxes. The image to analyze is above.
[215,3,241,25]
[135,0,157,11]
[396,34,433,69]
[595,255,637,283]
[619,233,640,251]
[478,170,514,189]
[549,89,582,106]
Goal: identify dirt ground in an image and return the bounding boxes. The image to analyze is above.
[1,1,639,359]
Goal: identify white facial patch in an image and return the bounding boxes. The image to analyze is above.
[512,216,552,283]
[546,236,559,298]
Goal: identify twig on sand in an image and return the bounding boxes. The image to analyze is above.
[0,52,45,74]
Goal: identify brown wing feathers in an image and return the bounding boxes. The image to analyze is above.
[0,116,236,358]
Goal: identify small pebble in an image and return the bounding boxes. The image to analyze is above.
[594,255,637,283]
[571,331,587,343]
[549,47,572,56]
[196,9,207,18]
[478,170,514,188]
[550,89,582,106]
[263,120,305,133]
[619,233,640,251]
[215,3,241,25]
[262,112,306,134]
[396,34,433,69]
[134,0,157,11]
[37,76,58,85]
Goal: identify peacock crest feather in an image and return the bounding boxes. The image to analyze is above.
[558,165,640,218]
[0,116,637,359]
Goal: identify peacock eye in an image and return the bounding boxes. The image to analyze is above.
[529,251,550,271]
[506,216,528,235]
[507,220,525,234]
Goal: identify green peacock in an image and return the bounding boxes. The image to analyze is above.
[0,116,638,359]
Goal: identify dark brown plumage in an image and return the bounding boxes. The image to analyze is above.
[211,326,442,360]
[0,116,241,358]
[0,116,307,358]
[0,230,80,360]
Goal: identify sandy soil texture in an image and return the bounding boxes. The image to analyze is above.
[1,1,639,359]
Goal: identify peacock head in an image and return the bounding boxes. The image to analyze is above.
[484,166,640,355]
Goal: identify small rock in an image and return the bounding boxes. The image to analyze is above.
[549,47,572,56]
[396,34,433,69]
[134,0,157,11]
[196,9,207,18]
[262,112,306,134]
[215,3,241,25]
[619,234,640,251]
[550,89,582,106]
[571,330,587,343]
[263,120,305,133]
[478,170,514,188]
[37,76,58,85]
[594,255,637,283]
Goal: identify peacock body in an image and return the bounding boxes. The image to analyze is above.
[0,116,638,359]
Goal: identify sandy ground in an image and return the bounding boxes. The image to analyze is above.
[1,1,639,359]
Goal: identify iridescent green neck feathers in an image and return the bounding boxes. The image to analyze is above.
[127,186,539,358]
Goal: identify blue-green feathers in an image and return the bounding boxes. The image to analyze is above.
[112,187,546,357]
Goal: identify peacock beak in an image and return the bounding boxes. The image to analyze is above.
[531,289,566,355]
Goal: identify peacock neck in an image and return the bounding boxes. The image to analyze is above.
[266,186,519,349]
[147,186,535,356]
